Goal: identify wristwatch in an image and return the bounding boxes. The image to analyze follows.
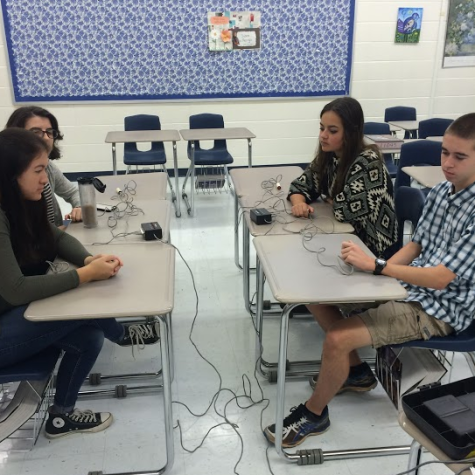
[373,258,387,275]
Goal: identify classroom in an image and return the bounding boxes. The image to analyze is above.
[0,1,474,474]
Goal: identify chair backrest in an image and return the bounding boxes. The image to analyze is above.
[418,118,453,139]
[124,114,163,153]
[394,186,425,251]
[364,122,391,135]
[363,122,397,178]
[394,140,442,191]
[384,106,417,123]
[189,113,227,151]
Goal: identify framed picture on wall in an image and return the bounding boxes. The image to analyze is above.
[443,0,475,67]
[395,8,423,43]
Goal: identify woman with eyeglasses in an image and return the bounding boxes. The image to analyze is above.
[5,106,82,226]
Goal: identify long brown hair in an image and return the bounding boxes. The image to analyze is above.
[0,128,54,265]
[311,97,380,197]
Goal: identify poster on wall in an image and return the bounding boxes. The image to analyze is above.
[395,8,423,43]
[208,11,261,51]
[443,0,475,67]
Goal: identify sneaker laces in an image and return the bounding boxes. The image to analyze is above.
[68,409,97,423]
[127,324,158,357]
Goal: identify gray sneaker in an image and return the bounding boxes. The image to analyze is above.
[310,362,377,393]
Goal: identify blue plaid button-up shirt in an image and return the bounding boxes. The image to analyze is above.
[403,181,475,332]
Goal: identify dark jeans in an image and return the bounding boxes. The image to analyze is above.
[0,305,125,412]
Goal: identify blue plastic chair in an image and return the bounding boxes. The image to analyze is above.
[0,348,60,446]
[394,141,442,193]
[394,186,425,251]
[384,106,418,138]
[182,113,234,194]
[418,118,453,139]
[364,122,398,178]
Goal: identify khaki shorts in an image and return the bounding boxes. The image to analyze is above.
[338,301,454,349]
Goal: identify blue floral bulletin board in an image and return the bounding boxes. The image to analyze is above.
[1,0,355,102]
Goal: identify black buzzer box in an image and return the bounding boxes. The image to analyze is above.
[402,376,475,459]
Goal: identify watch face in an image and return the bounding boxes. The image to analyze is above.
[376,258,386,266]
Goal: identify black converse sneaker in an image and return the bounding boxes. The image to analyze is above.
[45,409,113,439]
[119,323,160,356]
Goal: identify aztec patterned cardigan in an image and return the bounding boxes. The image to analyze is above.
[288,148,398,259]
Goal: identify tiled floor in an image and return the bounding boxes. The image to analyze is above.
[0,181,470,475]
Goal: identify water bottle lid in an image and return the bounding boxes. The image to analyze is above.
[77,177,106,193]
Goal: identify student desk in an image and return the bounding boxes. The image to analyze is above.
[98,172,168,201]
[229,166,303,271]
[105,130,181,217]
[239,195,353,315]
[25,243,176,475]
[67,200,172,245]
[399,412,471,474]
[402,166,445,189]
[253,234,407,464]
[388,121,419,139]
[179,127,256,216]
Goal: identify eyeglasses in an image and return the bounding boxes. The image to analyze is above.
[29,128,59,139]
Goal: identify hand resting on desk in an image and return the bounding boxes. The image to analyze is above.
[341,240,374,272]
[79,254,123,283]
[290,195,315,218]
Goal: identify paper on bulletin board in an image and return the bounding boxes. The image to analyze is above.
[208,11,261,52]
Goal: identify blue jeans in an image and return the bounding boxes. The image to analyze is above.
[0,306,125,412]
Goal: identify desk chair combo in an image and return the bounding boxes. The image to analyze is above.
[363,122,398,178]
[181,113,234,215]
[123,114,177,200]
[394,140,443,194]
[385,106,418,138]
[418,118,454,139]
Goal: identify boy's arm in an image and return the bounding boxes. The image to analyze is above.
[341,240,456,291]
[381,262,456,291]
[388,241,422,266]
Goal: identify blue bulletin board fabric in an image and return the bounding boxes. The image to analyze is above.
[1,0,355,102]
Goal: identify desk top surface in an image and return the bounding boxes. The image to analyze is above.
[25,243,175,321]
[402,166,445,188]
[241,196,353,236]
[230,166,303,198]
[67,200,172,245]
[98,173,168,201]
[426,136,444,142]
[180,127,256,141]
[105,130,181,143]
[388,120,419,130]
[254,234,406,304]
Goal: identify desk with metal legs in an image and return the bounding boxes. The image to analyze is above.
[253,234,408,466]
[179,128,256,217]
[67,200,172,244]
[239,194,353,315]
[98,172,168,201]
[105,130,182,217]
[229,166,303,271]
[25,243,175,475]
[388,121,419,139]
[398,412,471,474]
[402,166,445,189]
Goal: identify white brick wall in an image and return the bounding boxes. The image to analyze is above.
[0,0,474,173]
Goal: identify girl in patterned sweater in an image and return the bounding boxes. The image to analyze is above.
[288,97,398,259]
